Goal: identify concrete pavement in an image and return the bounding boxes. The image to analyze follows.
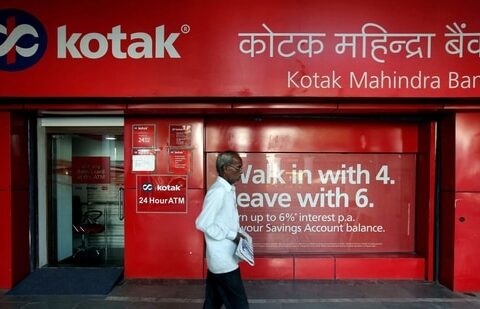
[1,279,480,308]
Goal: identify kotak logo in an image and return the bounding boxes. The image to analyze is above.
[0,9,47,71]
[142,183,154,192]
[1,8,188,71]
[58,24,188,59]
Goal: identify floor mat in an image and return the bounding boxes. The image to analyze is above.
[7,267,123,295]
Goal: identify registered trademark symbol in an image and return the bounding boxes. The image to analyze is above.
[181,24,190,34]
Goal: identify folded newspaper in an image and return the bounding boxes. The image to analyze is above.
[235,229,254,266]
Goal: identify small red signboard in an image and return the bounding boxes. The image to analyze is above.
[136,175,188,213]
[169,149,190,174]
[132,124,156,148]
[72,156,110,184]
[169,124,192,147]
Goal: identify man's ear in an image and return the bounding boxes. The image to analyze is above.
[219,166,226,177]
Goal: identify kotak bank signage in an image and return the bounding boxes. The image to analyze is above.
[136,175,188,213]
[0,0,479,97]
[0,9,185,71]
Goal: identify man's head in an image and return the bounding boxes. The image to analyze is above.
[216,151,243,184]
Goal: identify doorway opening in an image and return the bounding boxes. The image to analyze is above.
[39,122,124,268]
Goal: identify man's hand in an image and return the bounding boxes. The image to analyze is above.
[233,232,246,244]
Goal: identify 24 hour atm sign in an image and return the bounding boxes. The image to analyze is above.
[137,175,187,213]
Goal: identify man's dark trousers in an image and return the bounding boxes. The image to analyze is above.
[204,268,249,309]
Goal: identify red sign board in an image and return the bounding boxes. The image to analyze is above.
[207,153,416,254]
[136,175,188,213]
[0,0,480,98]
[132,124,156,149]
[169,149,190,174]
[169,124,192,147]
[72,156,110,184]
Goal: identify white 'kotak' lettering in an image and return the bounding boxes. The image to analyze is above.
[238,24,325,58]
[156,184,182,191]
[58,25,181,59]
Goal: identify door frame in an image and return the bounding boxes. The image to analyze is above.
[36,117,124,268]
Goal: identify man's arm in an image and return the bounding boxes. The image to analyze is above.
[195,188,237,241]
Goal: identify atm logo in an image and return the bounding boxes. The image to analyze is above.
[0,9,47,71]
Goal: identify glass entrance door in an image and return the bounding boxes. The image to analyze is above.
[48,129,124,266]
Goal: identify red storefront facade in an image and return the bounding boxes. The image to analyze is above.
[1,0,480,292]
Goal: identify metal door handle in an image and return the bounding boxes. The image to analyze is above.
[118,187,125,221]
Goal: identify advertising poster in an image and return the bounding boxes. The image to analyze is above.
[136,175,188,213]
[207,153,416,254]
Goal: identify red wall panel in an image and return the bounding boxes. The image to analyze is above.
[10,115,30,286]
[415,122,436,280]
[453,193,480,291]
[10,115,29,190]
[205,118,418,153]
[125,189,204,279]
[0,112,12,289]
[0,112,30,289]
[439,112,480,291]
[440,115,456,191]
[295,256,335,279]
[455,113,480,192]
[439,185,456,288]
[240,257,294,280]
[0,112,10,191]
[0,190,12,289]
[11,190,30,284]
[124,117,205,279]
[336,256,425,279]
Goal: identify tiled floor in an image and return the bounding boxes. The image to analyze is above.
[1,280,480,308]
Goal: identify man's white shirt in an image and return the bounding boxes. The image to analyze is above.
[196,176,241,274]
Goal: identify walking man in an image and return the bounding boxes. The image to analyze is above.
[196,150,249,309]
